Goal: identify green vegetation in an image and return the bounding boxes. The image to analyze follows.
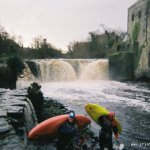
[133,43,143,71]
[0,24,64,89]
[0,25,63,59]
[7,56,25,78]
[66,28,127,58]
[0,32,22,56]
[132,22,140,44]
[131,22,142,71]
[0,55,25,89]
[23,37,63,59]
[0,24,128,60]
[109,52,133,81]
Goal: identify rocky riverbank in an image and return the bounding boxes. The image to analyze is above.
[0,88,36,150]
[0,88,69,150]
[0,88,98,150]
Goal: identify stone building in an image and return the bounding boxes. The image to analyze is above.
[128,0,150,78]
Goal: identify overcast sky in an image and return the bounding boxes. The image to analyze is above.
[0,0,137,50]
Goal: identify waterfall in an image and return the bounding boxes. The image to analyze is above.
[19,59,108,82]
[38,60,77,81]
[79,60,108,80]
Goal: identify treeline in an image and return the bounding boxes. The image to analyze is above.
[0,25,23,58]
[0,25,65,89]
[0,25,64,59]
[66,28,128,58]
[22,37,63,59]
[0,24,128,60]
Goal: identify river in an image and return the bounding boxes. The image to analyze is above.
[17,59,150,150]
[40,80,150,150]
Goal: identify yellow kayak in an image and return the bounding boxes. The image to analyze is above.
[85,103,122,133]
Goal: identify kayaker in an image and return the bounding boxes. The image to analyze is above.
[57,111,80,150]
[98,112,119,150]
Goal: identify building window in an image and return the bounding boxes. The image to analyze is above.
[138,11,141,19]
[132,14,134,21]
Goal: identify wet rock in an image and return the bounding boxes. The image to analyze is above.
[0,88,37,150]
[0,118,11,134]
[26,60,39,78]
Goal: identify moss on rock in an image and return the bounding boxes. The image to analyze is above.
[109,52,134,81]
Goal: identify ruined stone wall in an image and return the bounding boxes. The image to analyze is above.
[147,1,150,50]
[128,0,150,79]
[128,0,147,46]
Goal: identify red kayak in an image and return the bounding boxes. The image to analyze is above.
[28,114,91,139]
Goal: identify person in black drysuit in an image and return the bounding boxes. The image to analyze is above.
[98,112,119,150]
[57,111,80,150]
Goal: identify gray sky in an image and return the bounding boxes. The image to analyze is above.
[0,0,137,51]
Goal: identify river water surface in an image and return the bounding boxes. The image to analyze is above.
[40,80,150,150]
[17,59,150,150]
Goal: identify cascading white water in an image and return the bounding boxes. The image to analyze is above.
[35,59,77,81]
[79,59,108,80]
[19,59,109,82]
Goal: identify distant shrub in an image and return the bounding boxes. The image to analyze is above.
[0,55,25,89]
[0,53,9,63]
[7,56,25,76]
[6,56,25,89]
